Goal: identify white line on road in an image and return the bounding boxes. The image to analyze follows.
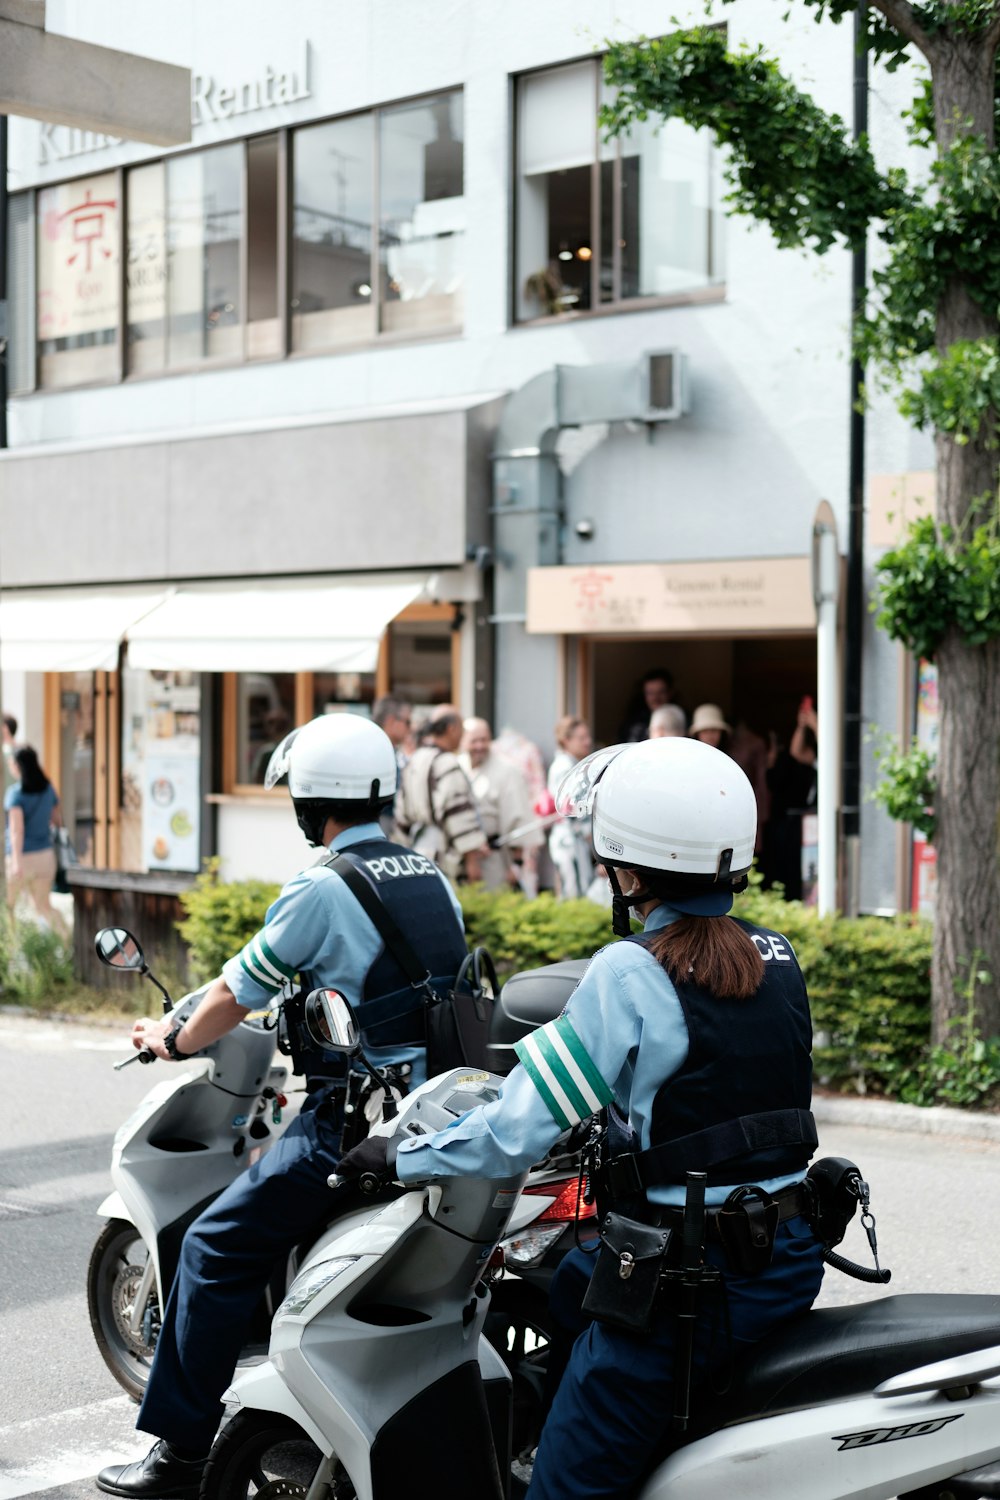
[0,1395,150,1500]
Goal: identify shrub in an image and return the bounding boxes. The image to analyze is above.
[0,917,74,1004]
[175,868,947,1104]
[177,861,280,982]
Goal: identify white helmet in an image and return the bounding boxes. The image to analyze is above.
[558,737,757,921]
[265,713,397,844]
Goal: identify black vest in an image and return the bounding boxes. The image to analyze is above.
[640,918,814,1186]
[330,839,469,1049]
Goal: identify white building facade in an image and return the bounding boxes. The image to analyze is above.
[0,0,932,906]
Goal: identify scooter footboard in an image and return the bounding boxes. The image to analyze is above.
[223,1362,332,1455]
[639,1386,1000,1500]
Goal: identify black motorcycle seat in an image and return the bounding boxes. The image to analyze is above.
[710,1294,1000,1429]
[486,961,591,1074]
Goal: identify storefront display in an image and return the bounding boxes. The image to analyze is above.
[122,669,201,873]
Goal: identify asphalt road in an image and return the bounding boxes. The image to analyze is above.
[0,1011,998,1500]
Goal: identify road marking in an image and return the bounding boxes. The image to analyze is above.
[0,1395,150,1500]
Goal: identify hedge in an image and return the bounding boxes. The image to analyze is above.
[177,867,945,1101]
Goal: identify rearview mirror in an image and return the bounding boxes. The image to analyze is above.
[304,988,359,1054]
[94,927,146,972]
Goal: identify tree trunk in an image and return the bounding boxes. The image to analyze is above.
[931,625,1000,1040]
[927,37,1000,1041]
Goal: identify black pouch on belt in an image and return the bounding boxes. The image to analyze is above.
[715,1186,780,1275]
[582,1212,673,1335]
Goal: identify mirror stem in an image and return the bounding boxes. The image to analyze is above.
[142,967,174,1015]
[357,1054,397,1117]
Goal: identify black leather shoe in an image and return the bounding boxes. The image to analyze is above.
[96,1440,206,1497]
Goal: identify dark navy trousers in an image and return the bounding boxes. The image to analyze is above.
[137,1094,343,1455]
[527,1217,825,1500]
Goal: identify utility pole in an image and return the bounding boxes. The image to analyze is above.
[842,5,869,915]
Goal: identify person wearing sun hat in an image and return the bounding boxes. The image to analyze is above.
[688,702,732,750]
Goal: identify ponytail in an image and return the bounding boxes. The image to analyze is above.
[645,915,764,1000]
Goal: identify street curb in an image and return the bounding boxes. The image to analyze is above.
[814,1092,1000,1144]
[3,1004,999,1145]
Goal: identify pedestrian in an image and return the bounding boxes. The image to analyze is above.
[492,725,549,898]
[3,712,18,789]
[96,714,469,1498]
[620,667,676,742]
[395,705,487,883]
[372,694,413,833]
[762,699,818,901]
[688,702,731,750]
[338,736,823,1500]
[4,745,70,940]
[459,717,542,891]
[547,716,594,899]
[648,703,687,738]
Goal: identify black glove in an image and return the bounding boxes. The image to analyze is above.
[336,1133,394,1193]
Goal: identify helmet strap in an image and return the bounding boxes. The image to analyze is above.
[295,803,330,848]
[606,866,634,939]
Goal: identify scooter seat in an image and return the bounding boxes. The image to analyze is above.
[712,1294,1000,1428]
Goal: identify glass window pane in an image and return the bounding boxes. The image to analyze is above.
[388,620,452,712]
[291,114,375,351]
[126,162,167,375]
[58,674,96,866]
[620,117,713,299]
[247,134,281,360]
[516,64,597,320]
[8,192,35,394]
[37,172,120,388]
[379,92,464,335]
[166,144,243,367]
[312,672,375,717]
[237,673,296,787]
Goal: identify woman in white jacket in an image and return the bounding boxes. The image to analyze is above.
[546,716,594,899]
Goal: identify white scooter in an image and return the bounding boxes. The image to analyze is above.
[88,927,593,1430]
[204,990,1000,1500]
[88,926,293,1398]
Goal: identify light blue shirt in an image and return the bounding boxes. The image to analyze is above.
[223,822,464,1082]
[396,904,806,1205]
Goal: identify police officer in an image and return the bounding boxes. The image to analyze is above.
[340,735,825,1500]
[97,714,468,1498]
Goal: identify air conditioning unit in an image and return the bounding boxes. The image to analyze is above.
[642,350,689,421]
[556,349,689,428]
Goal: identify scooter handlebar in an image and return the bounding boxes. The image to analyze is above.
[113,1048,157,1071]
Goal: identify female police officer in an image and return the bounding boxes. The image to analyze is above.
[340,735,825,1500]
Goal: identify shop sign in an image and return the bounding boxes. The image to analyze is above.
[37,172,119,340]
[526,559,816,635]
[37,41,313,164]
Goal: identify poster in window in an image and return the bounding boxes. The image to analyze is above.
[37,172,120,341]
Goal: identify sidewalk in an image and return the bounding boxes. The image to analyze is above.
[814,1090,1000,1144]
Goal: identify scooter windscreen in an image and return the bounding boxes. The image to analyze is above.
[554,743,628,817]
[263,727,302,789]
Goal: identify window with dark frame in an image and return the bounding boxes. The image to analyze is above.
[515,57,723,322]
[11,86,464,391]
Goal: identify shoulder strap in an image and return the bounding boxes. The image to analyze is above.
[322,849,432,990]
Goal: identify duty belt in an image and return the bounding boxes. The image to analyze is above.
[602,1108,818,1196]
[653,1180,810,1244]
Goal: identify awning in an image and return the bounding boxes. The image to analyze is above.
[125,575,430,672]
[0,587,169,671]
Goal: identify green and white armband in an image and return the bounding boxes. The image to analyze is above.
[514,1014,614,1131]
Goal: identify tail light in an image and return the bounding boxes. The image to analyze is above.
[522,1176,597,1223]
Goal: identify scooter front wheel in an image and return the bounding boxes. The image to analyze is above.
[87,1219,158,1401]
[201,1411,354,1500]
